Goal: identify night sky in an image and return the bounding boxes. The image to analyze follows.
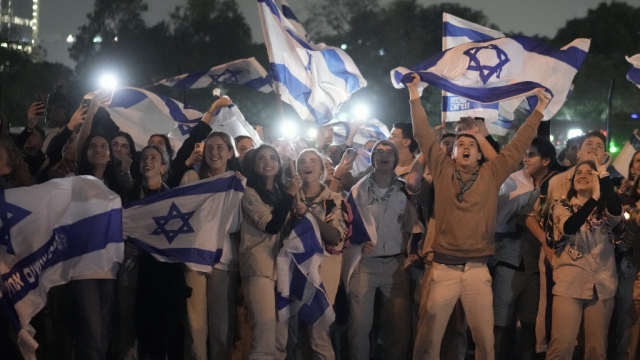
[41,0,640,69]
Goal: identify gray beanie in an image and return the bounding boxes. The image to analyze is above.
[371,139,399,169]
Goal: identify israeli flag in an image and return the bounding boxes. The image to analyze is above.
[276,213,335,327]
[330,118,390,146]
[122,173,244,273]
[0,177,123,359]
[341,177,377,292]
[627,55,640,88]
[613,130,640,179]
[258,0,367,125]
[156,57,273,93]
[107,87,261,152]
[391,35,590,121]
[281,0,308,42]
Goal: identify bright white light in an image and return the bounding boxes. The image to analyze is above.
[341,44,347,50]
[338,113,348,122]
[567,129,584,139]
[66,35,74,43]
[99,74,118,90]
[114,37,118,42]
[93,35,102,43]
[353,104,369,120]
[625,212,631,220]
[307,128,318,138]
[549,135,554,142]
[281,121,297,139]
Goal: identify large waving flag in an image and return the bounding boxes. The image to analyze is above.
[613,130,640,179]
[122,173,244,273]
[442,13,515,135]
[107,87,261,152]
[276,214,334,328]
[627,55,640,88]
[330,118,390,146]
[391,35,590,121]
[258,0,367,125]
[156,58,273,93]
[0,177,123,359]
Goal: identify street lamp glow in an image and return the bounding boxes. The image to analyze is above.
[567,129,584,139]
[341,44,347,50]
[99,74,118,90]
[66,35,74,43]
[307,128,318,139]
[353,104,369,120]
[281,121,297,139]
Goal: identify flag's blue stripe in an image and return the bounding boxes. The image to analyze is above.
[259,0,281,21]
[110,88,148,109]
[442,96,499,112]
[291,217,324,265]
[130,238,222,266]
[444,21,499,42]
[172,68,212,89]
[244,76,272,91]
[281,4,300,22]
[1,209,123,305]
[511,36,587,70]
[289,263,307,300]
[366,126,386,140]
[404,71,553,104]
[271,63,332,124]
[630,132,640,149]
[493,117,513,130]
[627,67,640,85]
[276,291,292,310]
[123,175,245,209]
[346,190,370,245]
[298,287,331,325]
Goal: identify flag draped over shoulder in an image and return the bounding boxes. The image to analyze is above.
[391,34,590,121]
[156,57,273,93]
[330,119,390,146]
[122,173,244,273]
[0,177,123,360]
[107,87,261,152]
[257,0,367,125]
[276,214,334,327]
[627,55,640,88]
[441,13,514,135]
[613,130,640,179]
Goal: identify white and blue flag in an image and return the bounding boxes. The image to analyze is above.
[627,54,640,88]
[613,130,640,179]
[107,87,261,152]
[392,35,590,121]
[442,13,515,135]
[258,0,367,125]
[276,213,334,327]
[122,173,244,273]
[156,57,273,93]
[0,177,123,359]
[330,118,390,146]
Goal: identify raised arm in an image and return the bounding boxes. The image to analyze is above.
[76,91,111,156]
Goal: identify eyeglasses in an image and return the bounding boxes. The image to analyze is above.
[374,149,395,156]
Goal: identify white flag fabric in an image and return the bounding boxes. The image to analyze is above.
[276,213,335,327]
[391,35,590,121]
[107,87,261,152]
[627,55,640,88]
[258,0,367,125]
[330,119,390,147]
[442,13,514,135]
[0,177,123,359]
[122,173,244,272]
[156,57,273,93]
[612,130,640,179]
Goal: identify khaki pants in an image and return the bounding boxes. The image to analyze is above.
[184,268,240,360]
[546,295,614,360]
[418,262,494,360]
[243,276,288,360]
[347,255,410,360]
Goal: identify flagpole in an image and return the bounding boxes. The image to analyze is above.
[606,78,614,149]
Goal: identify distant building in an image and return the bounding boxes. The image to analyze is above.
[0,0,38,55]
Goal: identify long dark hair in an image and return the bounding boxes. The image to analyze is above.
[148,134,174,159]
[243,144,285,207]
[112,131,137,157]
[77,133,121,193]
[567,160,605,217]
[0,140,33,188]
[198,132,241,180]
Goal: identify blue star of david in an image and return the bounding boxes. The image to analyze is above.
[150,202,195,244]
[463,44,510,85]
[209,69,243,84]
[178,124,194,136]
[0,191,32,255]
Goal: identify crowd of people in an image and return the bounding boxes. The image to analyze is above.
[1,75,640,360]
